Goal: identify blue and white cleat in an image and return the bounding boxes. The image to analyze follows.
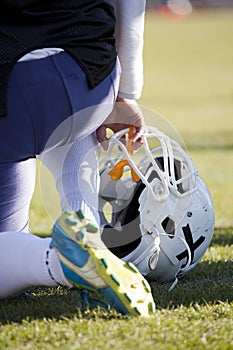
[50,210,155,316]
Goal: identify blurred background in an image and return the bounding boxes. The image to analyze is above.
[146,0,233,11]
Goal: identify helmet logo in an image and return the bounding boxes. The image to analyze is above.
[176,223,205,268]
[162,216,175,239]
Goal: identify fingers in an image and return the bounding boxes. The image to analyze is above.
[97,122,144,154]
[96,98,146,152]
[130,124,145,143]
[96,125,109,150]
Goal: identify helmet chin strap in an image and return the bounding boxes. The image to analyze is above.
[156,233,192,291]
[168,278,179,292]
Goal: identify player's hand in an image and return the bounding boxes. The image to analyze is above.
[96,96,146,151]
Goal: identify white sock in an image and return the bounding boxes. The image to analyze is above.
[40,133,100,226]
[0,231,72,298]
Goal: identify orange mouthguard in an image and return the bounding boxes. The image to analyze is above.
[108,126,140,182]
[108,159,140,182]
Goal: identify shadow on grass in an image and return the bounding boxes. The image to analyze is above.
[1,258,232,324]
[211,227,233,247]
[0,288,124,325]
[151,259,233,309]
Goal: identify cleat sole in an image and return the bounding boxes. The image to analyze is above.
[76,210,85,220]
[124,262,139,273]
[110,274,120,286]
[86,223,99,233]
[87,244,155,317]
[101,258,108,269]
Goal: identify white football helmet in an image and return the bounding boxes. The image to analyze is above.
[99,126,214,288]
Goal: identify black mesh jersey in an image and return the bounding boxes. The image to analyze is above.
[0,0,117,116]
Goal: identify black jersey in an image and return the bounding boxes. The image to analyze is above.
[0,0,117,116]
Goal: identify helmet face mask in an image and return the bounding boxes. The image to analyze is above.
[99,126,215,287]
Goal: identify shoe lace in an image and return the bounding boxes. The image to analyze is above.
[77,289,110,312]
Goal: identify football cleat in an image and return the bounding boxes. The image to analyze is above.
[50,210,155,316]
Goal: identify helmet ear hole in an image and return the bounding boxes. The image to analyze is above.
[162,217,175,239]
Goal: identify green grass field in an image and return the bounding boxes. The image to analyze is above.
[1,10,233,350]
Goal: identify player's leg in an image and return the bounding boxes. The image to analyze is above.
[0,158,72,298]
[40,116,155,315]
[0,54,155,315]
[0,159,36,233]
[40,132,100,225]
[38,56,155,316]
[0,232,71,298]
[0,54,107,301]
[0,57,74,298]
